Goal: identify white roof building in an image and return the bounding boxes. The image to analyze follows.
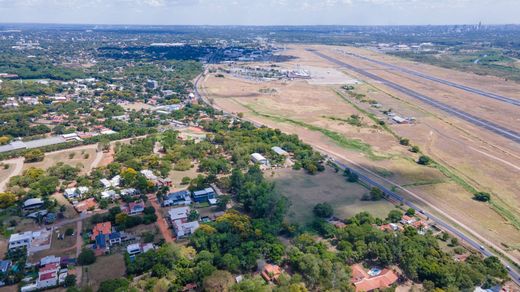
[251,153,269,165]
[168,206,189,221]
[174,221,200,238]
[271,146,288,156]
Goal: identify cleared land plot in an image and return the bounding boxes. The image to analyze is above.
[270,168,395,224]
[82,253,126,290]
[168,163,199,187]
[23,146,97,174]
[29,223,77,261]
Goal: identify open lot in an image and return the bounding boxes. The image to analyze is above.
[81,253,126,290]
[200,44,520,261]
[22,145,98,174]
[270,167,395,225]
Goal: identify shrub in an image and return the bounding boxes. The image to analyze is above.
[399,138,410,146]
[473,192,491,202]
[77,249,96,265]
[313,202,333,218]
[417,155,431,165]
[65,228,74,236]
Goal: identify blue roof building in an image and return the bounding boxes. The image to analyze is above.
[192,187,216,203]
[163,190,192,207]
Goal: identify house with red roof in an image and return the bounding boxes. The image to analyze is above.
[37,263,60,289]
[261,264,283,283]
[351,264,398,292]
[91,222,112,241]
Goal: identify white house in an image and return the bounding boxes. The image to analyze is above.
[168,206,189,222]
[8,231,33,250]
[173,221,200,238]
[64,187,89,199]
[126,243,142,256]
[23,198,44,210]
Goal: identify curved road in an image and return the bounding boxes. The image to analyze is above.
[194,71,520,285]
[0,157,24,192]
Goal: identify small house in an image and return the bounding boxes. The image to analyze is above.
[261,264,283,283]
[163,190,192,207]
[124,201,145,216]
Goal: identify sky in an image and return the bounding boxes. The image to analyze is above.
[0,0,519,26]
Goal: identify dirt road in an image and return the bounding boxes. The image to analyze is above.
[0,157,24,192]
[147,194,174,243]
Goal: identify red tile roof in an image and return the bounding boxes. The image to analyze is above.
[39,272,57,281]
[40,263,60,273]
[91,222,112,240]
[351,264,398,292]
[261,264,282,283]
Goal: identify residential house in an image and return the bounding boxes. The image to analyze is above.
[120,188,139,197]
[168,206,200,238]
[23,198,44,211]
[108,232,122,246]
[9,231,34,250]
[74,198,97,213]
[64,186,89,199]
[163,190,192,207]
[91,222,112,241]
[350,264,398,292]
[400,215,416,225]
[36,263,60,289]
[192,187,216,204]
[101,190,117,200]
[9,229,52,253]
[173,221,200,238]
[261,264,283,283]
[126,243,142,256]
[124,201,145,216]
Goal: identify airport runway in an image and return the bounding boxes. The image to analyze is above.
[307,49,520,144]
[339,50,520,107]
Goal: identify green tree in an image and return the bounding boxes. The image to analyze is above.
[473,192,491,202]
[313,203,333,218]
[387,210,403,223]
[77,249,96,266]
[418,155,432,165]
[24,149,45,162]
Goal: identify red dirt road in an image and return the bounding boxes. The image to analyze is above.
[147,194,174,243]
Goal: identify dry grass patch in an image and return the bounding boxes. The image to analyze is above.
[270,167,395,225]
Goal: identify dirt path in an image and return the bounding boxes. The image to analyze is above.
[75,220,83,284]
[0,157,24,192]
[147,194,174,243]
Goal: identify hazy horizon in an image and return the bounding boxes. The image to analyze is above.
[0,0,519,26]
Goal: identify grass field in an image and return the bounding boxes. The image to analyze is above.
[23,147,97,174]
[270,167,395,225]
[82,253,126,290]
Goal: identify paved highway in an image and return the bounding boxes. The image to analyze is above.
[194,71,520,285]
[337,50,520,107]
[307,49,520,144]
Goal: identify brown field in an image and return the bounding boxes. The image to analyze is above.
[270,167,395,224]
[23,145,98,174]
[0,162,16,181]
[81,253,126,290]
[200,44,520,261]
[168,162,199,187]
